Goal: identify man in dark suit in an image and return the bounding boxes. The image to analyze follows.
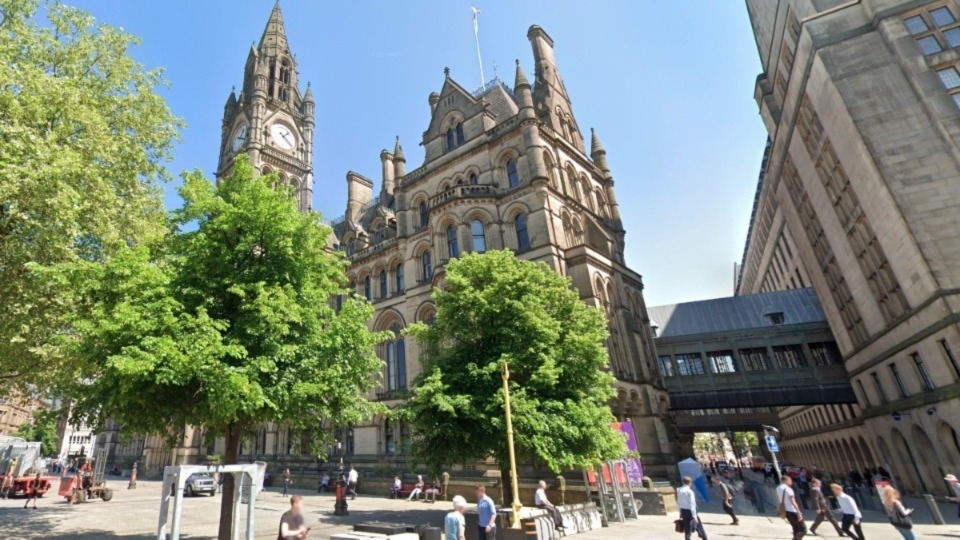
[808,479,844,536]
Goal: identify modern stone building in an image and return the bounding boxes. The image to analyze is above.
[136,4,677,477]
[741,0,960,495]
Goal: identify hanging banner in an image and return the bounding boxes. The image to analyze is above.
[612,421,644,487]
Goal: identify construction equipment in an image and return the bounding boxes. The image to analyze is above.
[58,448,113,503]
[0,439,54,498]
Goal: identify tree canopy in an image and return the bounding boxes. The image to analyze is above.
[400,250,626,478]
[0,0,182,392]
[16,408,59,456]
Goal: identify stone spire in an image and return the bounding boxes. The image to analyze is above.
[393,136,406,178]
[514,59,530,90]
[303,82,314,103]
[224,86,237,112]
[258,1,289,57]
[590,128,606,157]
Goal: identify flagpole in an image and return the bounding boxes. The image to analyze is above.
[471,7,486,91]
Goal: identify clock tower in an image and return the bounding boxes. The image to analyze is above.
[218,2,314,212]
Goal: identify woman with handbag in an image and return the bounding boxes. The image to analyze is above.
[882,486,916,540]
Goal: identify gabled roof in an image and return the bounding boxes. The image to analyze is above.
[647,288,827,339]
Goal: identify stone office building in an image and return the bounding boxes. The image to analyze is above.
[137,4,677,476]
[741,0,960,495]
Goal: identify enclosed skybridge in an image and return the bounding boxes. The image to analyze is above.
[648,288,856,433]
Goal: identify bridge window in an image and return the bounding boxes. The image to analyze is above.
[808,342,842,366]
[676,353,705,376]
[738,348,770,371]
[658,355,674,377]
[707,351,737,374]
[773,345,807,369]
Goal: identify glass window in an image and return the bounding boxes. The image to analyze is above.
[871,371,889,403]
[738,348,769,371]
[856,379,871,407]
[676,353,705,376]
[386,342,396,391]
[422,251,432,280]
[456,123,465,145]
[397,338,407,389]
[658,355,675,377]
[446,225,459,258]
[379,271,387,299]
[707,351,737,374]
[418,201,428,228]
[809,342,842,366]
[941,339,960,379]
[469,173,478,185]
[506,158,520,188]
[918,35,944,54]
[773,344,807,369]
[364,276,371,300]
[911,353,935,391]
[945,27,960,47]
[932,6,956,27]
[889,363,909,398]
[446,128,455,151]
[515,214,530,251]
[471,219,486,252]
[940,66,960,88]
[905,15,929,34]
[395,263,404,292]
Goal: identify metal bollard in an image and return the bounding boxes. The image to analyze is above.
[922,494,945,525]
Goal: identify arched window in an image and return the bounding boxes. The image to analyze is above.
[346,241,356,256]
[446,129,456,151]
[447,225,460,258]
[456,123,465,145]
[515,214,530,251]
[418,201,428,228]
[379,270,387,299]
[385,325,407,391]
[396,337,406,389]
[471,219,486,253]
[506,158,520,188]
[336,294,343,312]
[364,276,371,300]
[469,173,478,185]
[395,263,404,292]
[422,250,432,280]
[386,341,396,391]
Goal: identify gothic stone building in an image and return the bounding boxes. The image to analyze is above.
[137,4,677,476]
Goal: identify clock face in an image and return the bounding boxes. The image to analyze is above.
[231,124,248,152]
[270,123,296,151]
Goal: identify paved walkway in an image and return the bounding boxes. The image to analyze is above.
[0,478,956,539]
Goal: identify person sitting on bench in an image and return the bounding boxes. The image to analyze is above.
[535,480,563,530]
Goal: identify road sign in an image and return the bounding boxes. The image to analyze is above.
[765,435,780,453]
[892,411,902,422]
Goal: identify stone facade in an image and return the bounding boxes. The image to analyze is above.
[0,394,43,438]
[741,0,960,495]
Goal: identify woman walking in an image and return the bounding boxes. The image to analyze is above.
[882,486,915,540]
[282,468,291,497]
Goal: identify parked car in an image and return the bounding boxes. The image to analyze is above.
[184,473,217,497]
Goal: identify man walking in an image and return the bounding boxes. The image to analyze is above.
[713,477,738,525]
[347,466,358,500]
[535,480,564,531]
[831,484,863,540]
[947,474,960,520]
[476,485,497,540]
[278,494,309,540]
[282,467,291,497]
[778,476,806,540]
[809,479,843,536]
[677,476,707,540]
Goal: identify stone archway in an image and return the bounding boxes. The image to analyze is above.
[937,421,960,472]
[858,437,876,468]
[892,428,929,494]
[909,424,945,495]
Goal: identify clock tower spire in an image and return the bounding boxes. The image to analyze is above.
[218,1,314,212]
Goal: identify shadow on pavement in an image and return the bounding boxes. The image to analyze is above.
[0,506,208,540]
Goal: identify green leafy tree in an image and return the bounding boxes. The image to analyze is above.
[399,250,626,496]
[0,0,181,392]
[43,157,385,539]
[15,408,59,456]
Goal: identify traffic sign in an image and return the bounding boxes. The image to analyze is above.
[765,435,780,453]
[892,411,902,422]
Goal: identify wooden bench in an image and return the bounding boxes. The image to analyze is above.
[389,481,442,501]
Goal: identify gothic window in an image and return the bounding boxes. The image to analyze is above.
[422,250,433,281]
[446,129,456,151]
[395,263,405,292]
[506,158,520,188]
[456,123,465,145]
[346,241,356,256]
[515,214,530,251]
[385,325,407,391]
[447,225,460,258]
[379,270,387,299]
[418,201,429,229]
[469,172,478,185]
[363,276,372,300]
[904,4,960,55]
[471,219,486,253]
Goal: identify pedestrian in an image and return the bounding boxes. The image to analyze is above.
[777,475,807,540]
[23,473,41,510]
[347,466,358,500]
[476,485,497,540]
[881,486,915,540]
[535,480,565,531]
[444,495,467,540]
[713,477,738,525]
[947,474,960,520]
[390,476,402,499]
[677,476,706,540]
[282,468,291,497]
[278,494,309,539]
[831,483,863,540]
[808,478,843,537]
[407,475,424,501]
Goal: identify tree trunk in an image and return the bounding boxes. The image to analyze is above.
[217,424,240,540]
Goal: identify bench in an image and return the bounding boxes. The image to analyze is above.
[389,482,442,501]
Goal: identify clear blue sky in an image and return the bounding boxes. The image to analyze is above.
[67,0,768,307]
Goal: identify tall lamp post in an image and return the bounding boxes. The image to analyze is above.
[762,425,782,483]
[501,361,523,529]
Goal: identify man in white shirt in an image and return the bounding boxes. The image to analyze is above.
[777,476,806,540]
[947,473,960,520]
[677,476,706,540]
[534,480,564,531]
[347,467,358,500]
[831,483,863,540]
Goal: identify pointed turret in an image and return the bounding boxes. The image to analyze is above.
[527,25,584,150]
[302,82,315,117]
[303,82,314,103]
[514,59,530,89]
[224,86,237,113]
[393,136,406,178]
[258,1,289,57]
[590,128,606,160]
[514,60,534,114]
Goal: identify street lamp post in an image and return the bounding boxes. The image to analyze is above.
[501,361,523,529]
[762,425,782,483]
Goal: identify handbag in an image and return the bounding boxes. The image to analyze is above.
[674,519,685,533]
[888,505,913,529]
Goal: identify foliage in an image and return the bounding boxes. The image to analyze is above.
[41,157,386,538]
[15,408,60,456]
[398,250,626,476]
[0,0,182,392]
